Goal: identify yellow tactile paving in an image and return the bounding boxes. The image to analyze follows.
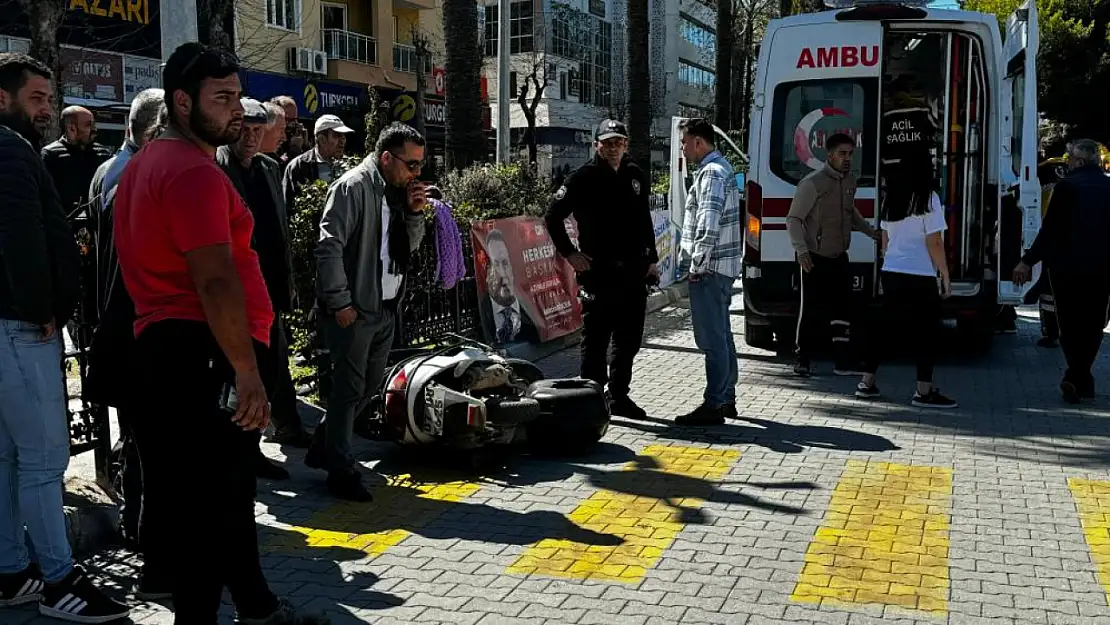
[1067,478,1110,601]
[791,460,953,615]
[506,444,740,582]
[266,473,482,556]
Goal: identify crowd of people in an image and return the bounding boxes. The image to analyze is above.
[0,39,430,624]
[0,33,1105,625]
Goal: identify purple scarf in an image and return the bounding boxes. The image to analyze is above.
[431,198,466,290]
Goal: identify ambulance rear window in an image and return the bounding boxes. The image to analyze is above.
[770,78,878,186]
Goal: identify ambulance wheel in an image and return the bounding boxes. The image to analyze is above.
[745,320,776,351]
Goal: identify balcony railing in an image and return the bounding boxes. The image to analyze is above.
[393,43,417,73]
[323,29,377,66]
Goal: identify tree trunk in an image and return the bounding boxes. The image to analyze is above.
[626,0,651,170]
[443,0,487,169]
[199,0,236,53]
[412,29,430,137]
[21,0,65,144]
[714,0,733,129]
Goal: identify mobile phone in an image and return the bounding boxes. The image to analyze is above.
[219,382,240,414]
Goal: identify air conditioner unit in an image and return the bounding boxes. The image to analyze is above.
[309,49,328,75]
[287,47,328,74]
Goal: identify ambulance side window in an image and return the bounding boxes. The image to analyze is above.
[1011,70,1025,178]
[769,78,878,187]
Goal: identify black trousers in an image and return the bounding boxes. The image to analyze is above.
[114,407,143,547]
[1050,269,1110,387]
[580,283,647,399]
[796,252,856,363]
[131,320,278,624]
[862,271,941,383]
[268,315,302,434]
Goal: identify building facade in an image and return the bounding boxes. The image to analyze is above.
[232,0,458,164]
[481,0,715,175]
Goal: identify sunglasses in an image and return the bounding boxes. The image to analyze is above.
[389,151,424,172]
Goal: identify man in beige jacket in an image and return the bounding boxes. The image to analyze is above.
[786,133,879,377]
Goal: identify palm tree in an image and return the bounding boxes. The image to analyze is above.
[443,0,488,169]
[22,0,65,141]
[714,0,733,129]
[626,0,651,170]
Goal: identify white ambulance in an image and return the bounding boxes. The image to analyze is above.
[671,0,1041,352]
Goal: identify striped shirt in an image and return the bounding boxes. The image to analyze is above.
[681,150,743,279]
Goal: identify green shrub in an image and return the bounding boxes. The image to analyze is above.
[440,161,551,223]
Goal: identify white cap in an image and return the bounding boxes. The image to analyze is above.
[314,114,354,135]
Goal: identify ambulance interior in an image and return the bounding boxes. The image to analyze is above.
[880,30,990,285]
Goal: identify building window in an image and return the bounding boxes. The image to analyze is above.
[547,3,611,107]
[678,103,711,119]
[483,0,535,56]
[267,0,298,31]
[678,61,715,89]
[680,16,715,68]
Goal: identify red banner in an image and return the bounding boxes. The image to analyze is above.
[471,216,583,344]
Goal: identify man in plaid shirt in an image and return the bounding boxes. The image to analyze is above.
[677,118,743,425]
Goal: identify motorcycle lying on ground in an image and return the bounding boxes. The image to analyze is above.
[359,334,611,469]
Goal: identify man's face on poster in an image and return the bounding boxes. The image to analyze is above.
[486,235,515,307]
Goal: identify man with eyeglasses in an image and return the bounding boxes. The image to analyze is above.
[545,119,658,421]
[306,122,427,501]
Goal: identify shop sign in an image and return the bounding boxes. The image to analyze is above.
[62,47,123,103]
[123,54,161,103]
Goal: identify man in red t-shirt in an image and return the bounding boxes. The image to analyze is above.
[113,42,327,625]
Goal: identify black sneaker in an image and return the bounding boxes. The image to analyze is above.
[833,363,865,376]
[39,566,130,623]
[855,383,880,399]
[237,597,330,625]
[0,564,44,607]
[675,405,726,426]
[793,360,812,377]
[911,389,958,409]
[722,404,739,419]
[134,567,172,601]
[269,427,313,448]
[326,470,373,502]
[1061,380,1081,404]
[610,397,649,420]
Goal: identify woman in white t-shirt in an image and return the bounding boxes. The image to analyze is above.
[856,162,958,408]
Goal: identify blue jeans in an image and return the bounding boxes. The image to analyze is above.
[0,319,73,582]
[689,272,739,407]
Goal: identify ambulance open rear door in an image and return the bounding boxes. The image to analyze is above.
[997,0,1040,304]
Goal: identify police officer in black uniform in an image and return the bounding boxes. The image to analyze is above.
[545,119,658,420]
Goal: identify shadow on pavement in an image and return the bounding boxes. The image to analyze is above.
[261,528,405,617]
[258,458,626,551]
[609,413,899,455]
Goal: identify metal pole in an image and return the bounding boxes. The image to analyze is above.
[496,0,511,163]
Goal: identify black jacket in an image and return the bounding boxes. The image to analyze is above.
[282,148,329,217]
[40,138,113,218]
[217,148,297,312]
[0,126,83,325]
[544,154,658,288]
[1022,164,1110,274]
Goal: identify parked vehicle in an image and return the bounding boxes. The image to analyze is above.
[371,336,609,466]
[672,0,1042,352]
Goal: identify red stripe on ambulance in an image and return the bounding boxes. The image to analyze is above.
[762,198,875,219]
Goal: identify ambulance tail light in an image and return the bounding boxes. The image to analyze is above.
[744,180,762,262]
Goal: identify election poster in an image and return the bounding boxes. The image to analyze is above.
[652,210,677,289]
[471,216,584,344]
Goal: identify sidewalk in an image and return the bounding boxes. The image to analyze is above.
[16,291,1110,625]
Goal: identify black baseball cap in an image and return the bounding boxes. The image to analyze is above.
[595,119,629,141]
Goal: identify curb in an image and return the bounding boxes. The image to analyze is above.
[503,280,689,363]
